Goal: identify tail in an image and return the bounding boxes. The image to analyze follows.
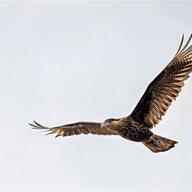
[142,134,178,153]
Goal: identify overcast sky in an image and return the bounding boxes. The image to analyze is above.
[0,1,192,191]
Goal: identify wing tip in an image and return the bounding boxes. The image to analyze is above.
[174,33,192,57]
[29,120,64,138]
[29,120,49,130]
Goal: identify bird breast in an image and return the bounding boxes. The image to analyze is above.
[119,118,152,142]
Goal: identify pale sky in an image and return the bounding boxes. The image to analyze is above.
[0,1,192,191]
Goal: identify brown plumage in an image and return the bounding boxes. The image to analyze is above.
[30,34,192,153]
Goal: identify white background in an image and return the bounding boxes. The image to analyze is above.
[0,1,192,191]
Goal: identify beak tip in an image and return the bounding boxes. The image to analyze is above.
[101,122,105,128]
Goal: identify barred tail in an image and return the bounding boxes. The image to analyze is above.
[142,134,178,153]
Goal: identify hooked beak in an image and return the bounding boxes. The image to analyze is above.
[101,120,110,128]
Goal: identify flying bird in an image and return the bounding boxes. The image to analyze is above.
[30,34,192,153]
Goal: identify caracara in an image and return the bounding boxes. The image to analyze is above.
[30,34,192,153]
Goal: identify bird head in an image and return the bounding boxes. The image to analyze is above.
[101,118,121,128]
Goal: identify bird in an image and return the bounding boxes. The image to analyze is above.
[30,34,192,153]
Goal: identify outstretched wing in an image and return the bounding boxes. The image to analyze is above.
[30,121,119,137]
[130,34,192,128]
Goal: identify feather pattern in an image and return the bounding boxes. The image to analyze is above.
[130,34,192,128]
[29,121,118,137]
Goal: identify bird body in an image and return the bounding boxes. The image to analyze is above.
[30,34,192,153]
[117,117,153,142]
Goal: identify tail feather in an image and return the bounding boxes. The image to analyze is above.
[142,134,178,153]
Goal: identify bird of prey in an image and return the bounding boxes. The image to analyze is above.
[30,34,192,153]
